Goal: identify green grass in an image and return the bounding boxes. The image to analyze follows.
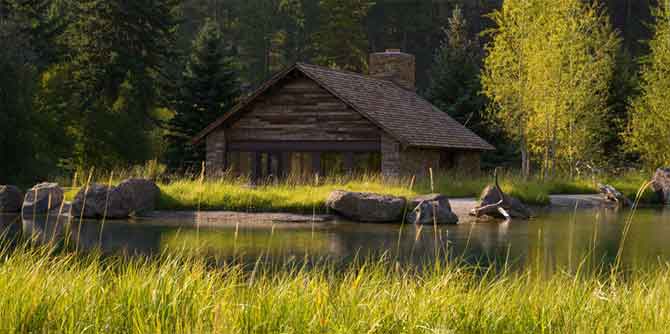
[156,172,598,212]
[61,170,660,214]
[0,244,669,333]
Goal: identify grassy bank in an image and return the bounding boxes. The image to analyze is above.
[61,170,657,213]
[155,173,599,212]
[0,245,669,333]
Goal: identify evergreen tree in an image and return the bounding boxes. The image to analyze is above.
[0,0,69,182]
[63,0,180,168]
[625,2,670,168]
[312,0,372,72]
[426,6,514,169]
[426,7,484,131]
[165,19,240,169]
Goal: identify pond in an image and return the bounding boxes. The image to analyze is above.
[1,208,670,273]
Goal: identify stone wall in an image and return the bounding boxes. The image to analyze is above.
[380,135,482,177]
[454,151,481,173]
[398,148,441,177]
[206,128,226,176]
[381,134,401,177]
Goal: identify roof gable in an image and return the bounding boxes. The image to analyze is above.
[193,63,494,151]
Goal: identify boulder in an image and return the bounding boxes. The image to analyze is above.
[598,183,632,207]
[651,168,670,204]
[22,183,64,217]
[471,185,532,220]
[116,178,160,214]
[70,184,131,219]
[326,190,406,222]
[0,185,23,213]
[406,194,458,225]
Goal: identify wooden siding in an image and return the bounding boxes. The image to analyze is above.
[226,76,381,142]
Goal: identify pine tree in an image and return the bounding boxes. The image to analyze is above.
[312,0,373,72]
[426,7,484,131]
[165,19,241,169]
[626,2,670,168]
[63,0,180,168]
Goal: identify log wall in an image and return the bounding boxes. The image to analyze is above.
[227,76,381,142]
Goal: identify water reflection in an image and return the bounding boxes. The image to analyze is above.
[2,207,670,273]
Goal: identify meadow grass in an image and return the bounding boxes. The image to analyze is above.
[156,171,603,212]
[61,167,658,214]
[0,243,669,333]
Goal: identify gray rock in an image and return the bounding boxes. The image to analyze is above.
[326,190,406,222]
[651,168,670,204]
[116,178,160,214]
[70,184,131,219]
[406,194,458,225]
[22,183,64,217]
[471,185,532,220]
[598,183,632,207]
[0,185,23,213]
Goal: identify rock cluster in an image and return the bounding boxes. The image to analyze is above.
[598,184,632,207]
[471,185,531,220]
[326,190,459,224]
[406,194,458,225]
[71,178,160,219]
[651,168,670,204]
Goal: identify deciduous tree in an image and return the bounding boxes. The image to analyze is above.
[625,1,670,168]
[482,0,619,177]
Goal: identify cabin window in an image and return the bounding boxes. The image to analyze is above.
[322,153,345,176]
[354,152,381,174]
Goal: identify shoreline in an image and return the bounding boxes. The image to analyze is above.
[143,194,617,225]
[1,194,628,225]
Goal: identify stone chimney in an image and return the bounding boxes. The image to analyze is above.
[369,49,416,91]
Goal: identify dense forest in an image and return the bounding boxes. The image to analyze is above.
[0,0,667,182]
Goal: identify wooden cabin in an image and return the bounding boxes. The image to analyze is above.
[192,50,494,179]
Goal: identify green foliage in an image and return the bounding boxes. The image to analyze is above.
[424,6,515,168]
[165,19,240,170]
[0,0,67,182]
[311,0,373,72]
[482,0,620,176]
[57,0,180,169]
[426,7,484,128]
[154,172,601,212]
[625,2,670,168]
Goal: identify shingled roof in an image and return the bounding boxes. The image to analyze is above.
[193,63,494,151]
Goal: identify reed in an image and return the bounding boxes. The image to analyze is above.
[0,243,668,333]
[3,174,668,333]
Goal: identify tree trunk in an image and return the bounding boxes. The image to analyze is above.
[521,138,530,179]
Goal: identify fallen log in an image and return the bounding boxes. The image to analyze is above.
[470,168,532,220]
[598,183,632,207]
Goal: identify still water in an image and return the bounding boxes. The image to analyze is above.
[2,208,670,272]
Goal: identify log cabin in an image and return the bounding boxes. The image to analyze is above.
[192,50,494,179]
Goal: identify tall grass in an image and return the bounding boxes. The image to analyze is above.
[157,171,603,212]
[0,243,668,333]
[59,165,659,213]
[5,170,669,332]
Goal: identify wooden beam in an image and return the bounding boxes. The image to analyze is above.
[278,152,288,177]
[251,152,262,181]
[343,152,354,172]
[311,152,322,177]
[228,141,380,152]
